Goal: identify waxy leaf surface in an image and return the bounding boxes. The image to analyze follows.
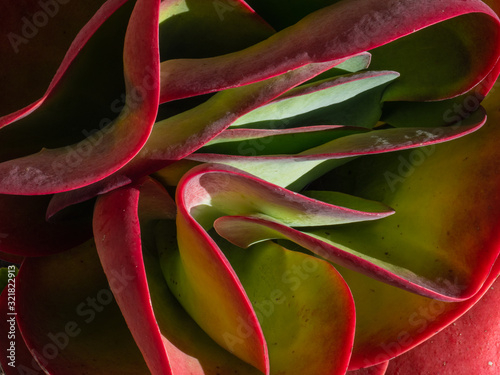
[218,239,356,375]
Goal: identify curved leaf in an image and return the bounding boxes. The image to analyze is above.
[46,60,343,217]
[228,70,397,129]
[320,83,500,366]
[177,163,394,229]
[15,240,150,374]
[344,259,500,369]
[159,0,500,102]
[145,244,264,375]
[304,104,500,302]
[94,177,266,374]
[0,0,116,118]
[93,180,173,375]
[190,110,486,190]
[220,238,356,374]
[370,9,500,101]
[160,183,269,373]
[0,0,128,142]
[214,214,468,301]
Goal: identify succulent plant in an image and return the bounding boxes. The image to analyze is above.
[0,0,499,374]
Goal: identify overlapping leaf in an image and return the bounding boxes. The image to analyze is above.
[0,0,160,195]
[160,0,500,102]
[167,164,360,373]
[93,175,357,374]
[46,60,344,217]
[318,86,500,368]
[1,1,500,374]
[94,178,268,374]
[215,238,356,375]
[190,110,486,191]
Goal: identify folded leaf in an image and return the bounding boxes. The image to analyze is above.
[94,177,266,374]
[178,163,394,230]
[160,186,269,373]
[145,245,264,375]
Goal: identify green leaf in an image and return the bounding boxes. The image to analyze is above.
[145,234,264,374]
[191,112,486,190]
[220,238,356,375]
[159,181,269,373]
[304,108,500,302]
[177,164,393,231]
[229,71,398,129]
